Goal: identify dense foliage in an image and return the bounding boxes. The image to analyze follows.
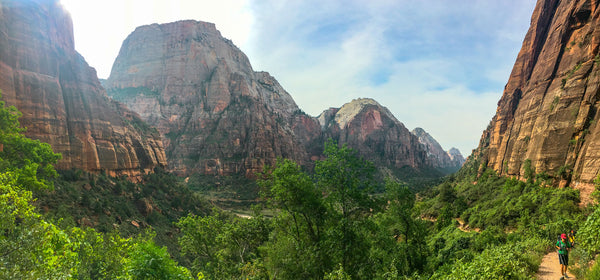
[0,94,193,279]
[2,90,600,279]
[35,167,210,254]
[176,140,589,279]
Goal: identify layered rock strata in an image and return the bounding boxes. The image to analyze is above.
[0,0,167,179]
[473,0,600,196]
[105,21,458,178]
[105,21,314,176]
[318,98,435,172]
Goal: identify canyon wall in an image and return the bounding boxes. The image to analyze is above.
[0,0,167,179]
[473,0,600,198]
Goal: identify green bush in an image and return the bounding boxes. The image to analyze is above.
[125,240,193,280]
[587,261,600,280]
[577,206,600,254]
[430,237,546,280]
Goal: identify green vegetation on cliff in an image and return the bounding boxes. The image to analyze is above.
[0,94,196,279]
[2,92,600,279]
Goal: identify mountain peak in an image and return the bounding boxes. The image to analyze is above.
[447,147,465,166]
[411,127,428,138]
[105,20,306,176]
[334,98,396,129]
[410,127,462,171]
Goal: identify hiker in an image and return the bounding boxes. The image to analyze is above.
[568,230,575,247]
[556,233,572,279]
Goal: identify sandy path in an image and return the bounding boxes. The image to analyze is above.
[537,252,575,279]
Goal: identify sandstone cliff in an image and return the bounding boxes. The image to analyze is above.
[411,127,463,172]
[0,0,167,179]
[318,98,446,175]
[105,21,457,179]
[473,0,600,197]
[104,21,314,176]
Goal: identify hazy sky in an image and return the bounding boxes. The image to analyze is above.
[60,0,537,156]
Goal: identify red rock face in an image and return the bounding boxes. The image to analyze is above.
[105,21,309,176]
[106,21,457,178]
[473,0,600,198]
[319,98,450,173]
[0,0,167,179]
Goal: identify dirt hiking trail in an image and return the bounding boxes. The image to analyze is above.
[537,251,575,280]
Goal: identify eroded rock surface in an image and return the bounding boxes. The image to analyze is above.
[105,21,458,178]
[411,128,463,172]
[105,20,311,176]
[473,0,600,195]
[0,0,167,179]
[319,98,439,173]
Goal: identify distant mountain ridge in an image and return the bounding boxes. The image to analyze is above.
[447,148,466,168]
[0,0,167,179]
[104,21,461,180]
[318,98,463,173]
[411,128,464,172]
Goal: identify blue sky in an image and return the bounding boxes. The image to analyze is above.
[60,0,537,157]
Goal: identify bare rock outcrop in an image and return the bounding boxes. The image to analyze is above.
[105,21,457,179]
[472,0,600,195]
[104,21,311,177]
[447,148,466,168]
[0,0,167,179]
[411,128,463,172]
[318,98,438,172]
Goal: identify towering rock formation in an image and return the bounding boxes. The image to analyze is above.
[0,0,167,179]
[318,98,446,174]
[411,127,463,172]
[473,0,600,196]
[447,148,466,168]
[104,20,317,176]
[105,21,457,179]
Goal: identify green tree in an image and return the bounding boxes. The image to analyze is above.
[314,139,377,278]
[577,205,600,255]
[370,180,428,276]
[0,93,61,191]
[0,171,78,279]
[70,227,133,279]
[260,140,380,279]
[177,211,225,277]
[261,159,325,244]
[124,239,193,280]
[259,159,328,279]
[177,208,270,279]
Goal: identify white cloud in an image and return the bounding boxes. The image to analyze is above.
[59,0,536,156]
[244,0,536,155]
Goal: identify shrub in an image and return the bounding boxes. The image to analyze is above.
[125,240,193,280]
[577,206,600,255]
